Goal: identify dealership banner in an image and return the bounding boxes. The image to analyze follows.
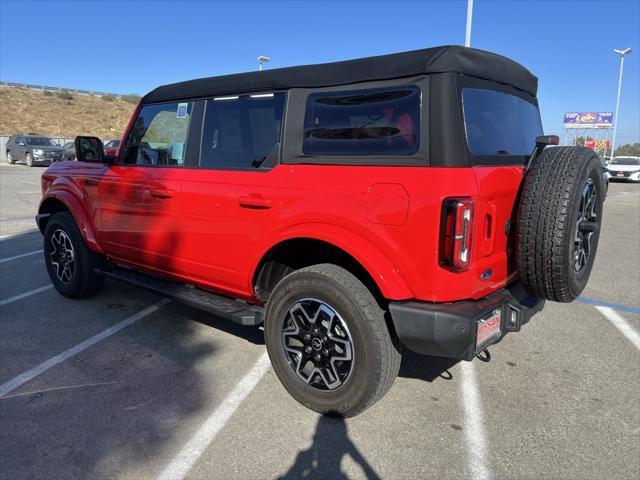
[563,112,613,128]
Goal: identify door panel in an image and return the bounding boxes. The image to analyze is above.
[99,166,187,276]
[180,165,291,298]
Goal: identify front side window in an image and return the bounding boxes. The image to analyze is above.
[121,101,193,165]
[200,92,285,169]
[462,88,543,156]
[303,86,421,156]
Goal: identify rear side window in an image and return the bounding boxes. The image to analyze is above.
[462,88,542,156]
[121,101,193,166]
[200,93,286,170]
[302,86,420,156]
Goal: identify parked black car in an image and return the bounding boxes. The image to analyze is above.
[5,135,64,166]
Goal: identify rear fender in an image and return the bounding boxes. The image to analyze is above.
[253,224,413,300]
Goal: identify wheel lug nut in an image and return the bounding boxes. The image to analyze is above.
[304,346,312,353]
[322,349,329,356]
[314,353,321,361]
[303,334,311,341]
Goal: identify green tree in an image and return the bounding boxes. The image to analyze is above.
[614,142,640,156]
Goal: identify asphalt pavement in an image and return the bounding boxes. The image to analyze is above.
[1,163,638,480]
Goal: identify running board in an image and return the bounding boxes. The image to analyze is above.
[96,266,263,326]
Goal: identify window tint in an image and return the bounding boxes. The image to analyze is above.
[200,93,285,169]
[121,101,193,166]
[26,137,55,146]
[302,86,420,156]
[462,88,543,156]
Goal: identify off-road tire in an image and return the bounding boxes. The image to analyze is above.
[516,146,604,302]
[43,212,106,298]
[264,263,401,417]
[25,152,34,167]
[6,151,14,164]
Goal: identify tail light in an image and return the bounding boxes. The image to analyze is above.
[440,197,475,271]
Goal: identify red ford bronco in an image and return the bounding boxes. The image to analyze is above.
[37,46,604,416]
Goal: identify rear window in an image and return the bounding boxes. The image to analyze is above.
[462,88,542,156]
[303,86,420,156]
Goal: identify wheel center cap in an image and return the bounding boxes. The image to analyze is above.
[311,338,323,351]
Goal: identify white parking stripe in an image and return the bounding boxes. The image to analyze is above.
[0,285,53,306]
[156,351,271,480]
[0,249,42,264]
[460,360,493,480]
[0,229,38,240]
[595,306,640,351]
[0,299,170,397]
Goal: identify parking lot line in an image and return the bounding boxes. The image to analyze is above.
[595,306,640,351]
[0,299,170,397]
[577,297,640,315]
[156,351,271,480]
[0,249,42,264]
[0,285,53,306]
[459,360,492,480]
[0,229,38,240]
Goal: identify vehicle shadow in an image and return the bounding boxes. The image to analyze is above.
[398,349,460,382]
[277,415,381,480]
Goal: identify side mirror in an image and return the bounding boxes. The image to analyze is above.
[74,136,105,163]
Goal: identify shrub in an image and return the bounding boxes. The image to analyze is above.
[122,94,141,104]
[56,89,73,101]
[43,90,53,96]
[101,94,115,102]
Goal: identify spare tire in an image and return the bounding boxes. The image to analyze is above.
[516,146,604,302]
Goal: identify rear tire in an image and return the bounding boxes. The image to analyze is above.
[43,212,106,298]
[264,263,400,417]
[6,151,14,164]
[516,146,604,302]
[25,153,34,167]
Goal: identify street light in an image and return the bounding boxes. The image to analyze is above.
[465,0,473,47]
[610,47,632,161]
[257,55,270,71]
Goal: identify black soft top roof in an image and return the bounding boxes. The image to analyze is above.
[142,45,537,104]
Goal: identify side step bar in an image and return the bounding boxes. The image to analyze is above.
[96,266,264,326]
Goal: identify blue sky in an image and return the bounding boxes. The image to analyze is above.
[1,0,638,145]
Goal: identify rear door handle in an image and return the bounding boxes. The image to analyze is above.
[149,189,173,199]
[239,194,272,209]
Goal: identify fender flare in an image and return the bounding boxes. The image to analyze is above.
[251,223,413,300]
[38,191,103,254]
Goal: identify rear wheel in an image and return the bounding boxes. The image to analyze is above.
[516,146,604,302]
[264,264,400,417]
[25,152,34,167]
[43,212,106,298]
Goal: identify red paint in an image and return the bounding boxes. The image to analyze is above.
[39,158,525,304]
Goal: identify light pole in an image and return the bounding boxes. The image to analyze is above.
[465,0,473,47]
[610,47,632,161]
[257,55,270,71]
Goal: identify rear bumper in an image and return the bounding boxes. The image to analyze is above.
[388,283,544,361]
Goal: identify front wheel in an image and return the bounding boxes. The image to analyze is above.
[264,264,401,417]
[6,151,14,164]
[43,212,106,298]
[25,153,34,167]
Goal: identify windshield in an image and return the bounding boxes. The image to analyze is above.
[26,137,55,146]
[610,157,640,166]
[462,88,543,156]
[106,140,120,148]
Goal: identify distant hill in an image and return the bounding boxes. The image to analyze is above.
[0,85,138,139]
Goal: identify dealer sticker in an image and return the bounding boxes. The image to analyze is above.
[176,102,188,118]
